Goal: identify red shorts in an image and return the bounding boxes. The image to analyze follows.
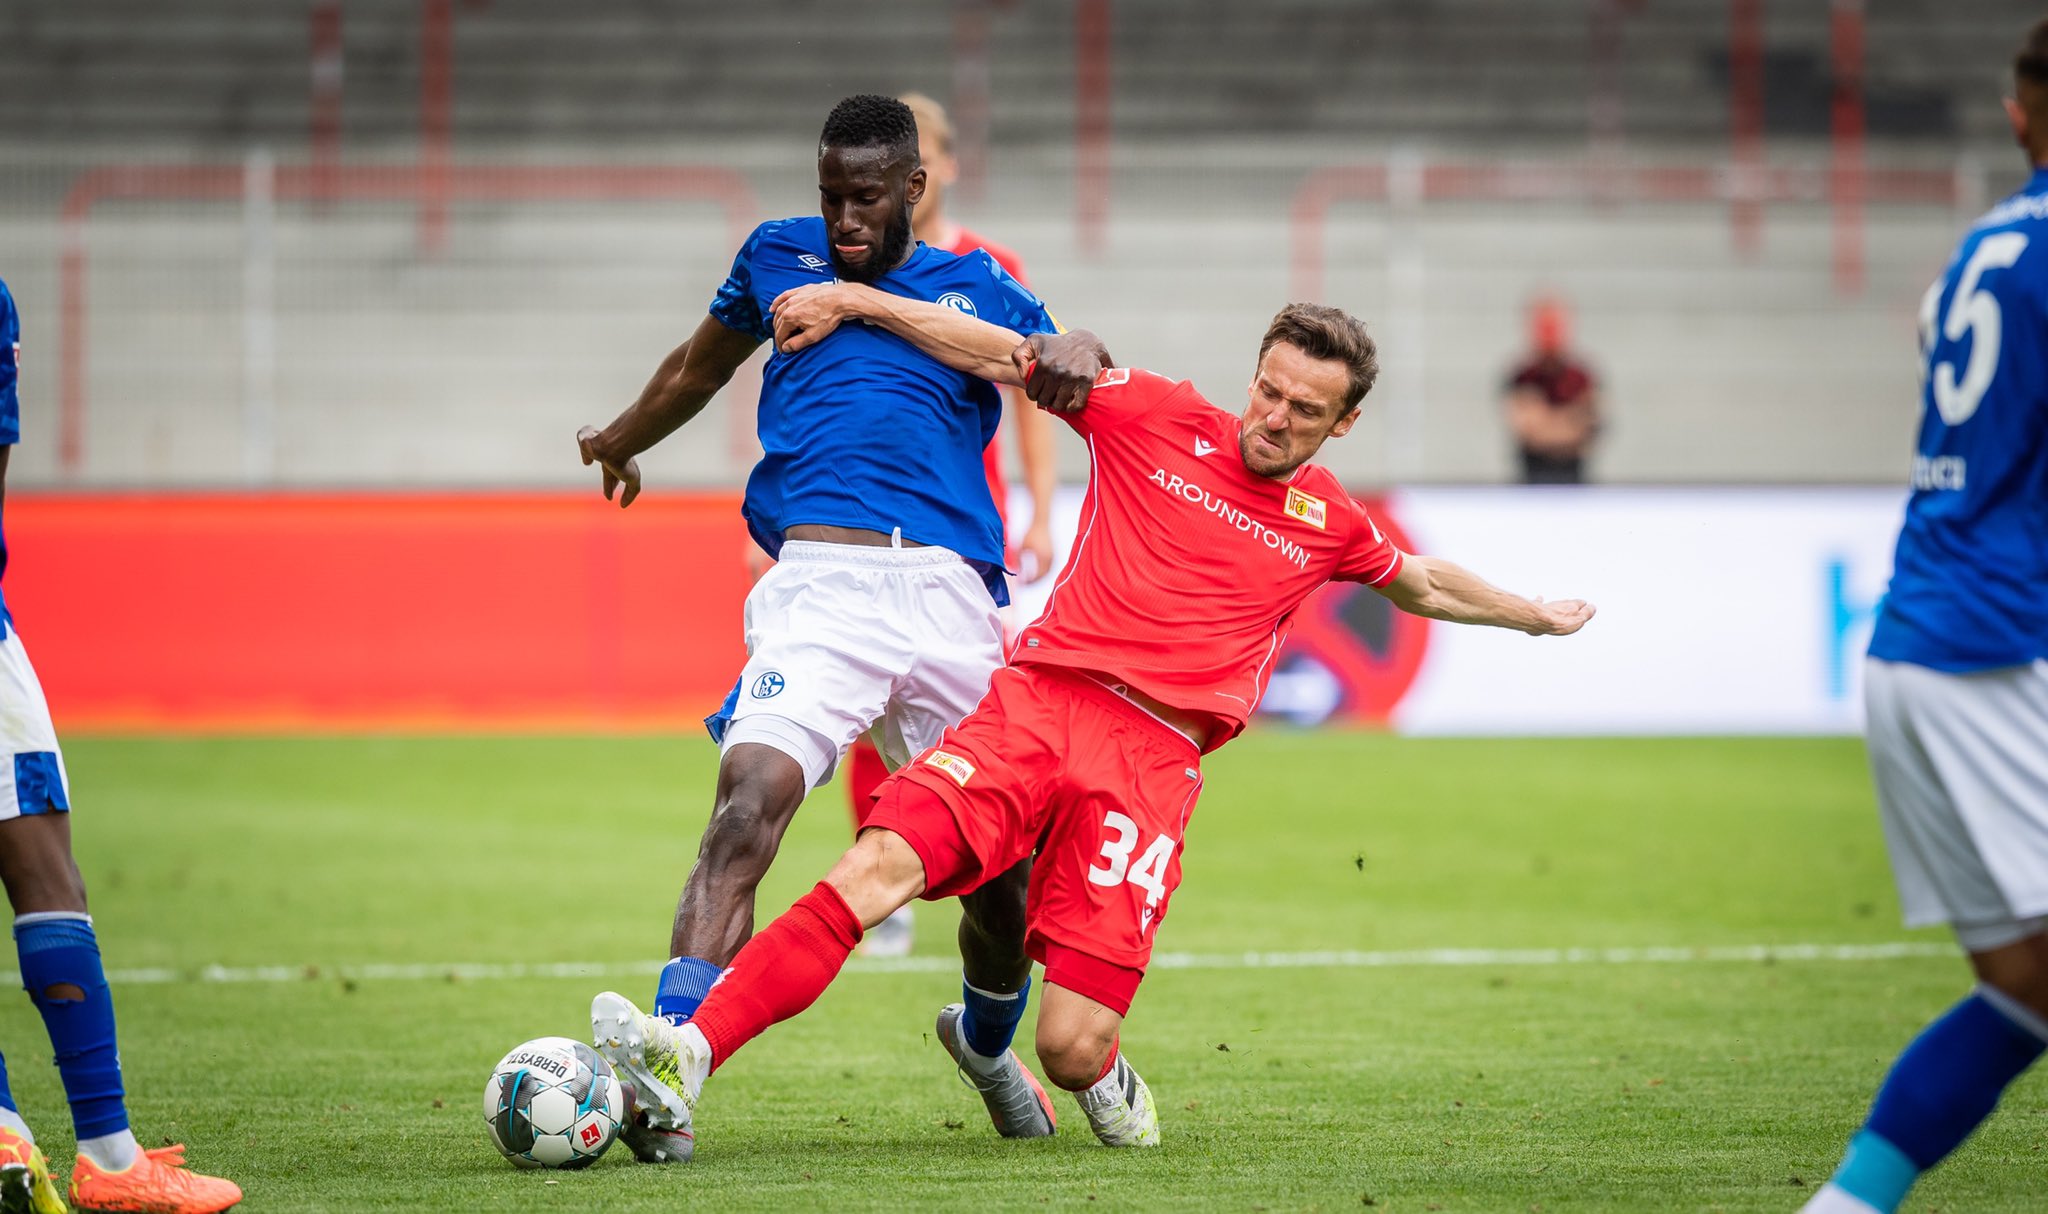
[866,665,1206,1015]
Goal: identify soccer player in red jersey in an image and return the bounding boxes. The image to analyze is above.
[592,292,1593,1150]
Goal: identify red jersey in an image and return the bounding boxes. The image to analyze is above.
[943,227,1029,535]
[1012,368,1404,751]
[1505,353,1596,409]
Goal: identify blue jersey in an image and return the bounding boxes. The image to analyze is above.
[1869,167,2048,672]
[709,216,1058,605]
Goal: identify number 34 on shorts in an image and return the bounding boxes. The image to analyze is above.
[1086,811,1179,935]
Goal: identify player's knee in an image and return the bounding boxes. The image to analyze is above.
[1035,1024,1117,1092]
[823,829,926,927]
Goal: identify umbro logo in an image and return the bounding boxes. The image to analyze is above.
[1193,438,1216,457]
[797,254,828,271]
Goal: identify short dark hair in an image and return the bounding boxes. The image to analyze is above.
[2019,18,2048,87]
[1259,303,1380,410]
[819,95,919,165]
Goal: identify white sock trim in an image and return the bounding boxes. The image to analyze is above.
[963,981,1022,1003]
[12,912,91,928]
[0,1105,33,1145]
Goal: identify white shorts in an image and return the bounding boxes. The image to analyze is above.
[0,625,71,821]
[1864,657,2048,951]
[707,541,1003,792]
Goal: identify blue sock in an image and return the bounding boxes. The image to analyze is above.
[959,975,1030,1058]
[1829,988,2047,1212]
[0,1046,14,1113]
[15,913,129,1141]
[653,956,723,1024]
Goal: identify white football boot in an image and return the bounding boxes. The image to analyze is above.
[1075,1053,1160,1148]
[935,1003,1057,1138]
[591,991,708,1163]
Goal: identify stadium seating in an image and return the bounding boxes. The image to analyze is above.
[0,0,2037,486]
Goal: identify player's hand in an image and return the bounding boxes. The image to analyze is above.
[1522,596,1595,636]
[577,426,642,508]
[1017,519,1056,583]
[770,283,858,354]
[1014,330,1111,414]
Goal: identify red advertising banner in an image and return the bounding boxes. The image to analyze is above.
[5,493,753,732]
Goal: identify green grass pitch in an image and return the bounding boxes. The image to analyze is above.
[1,733,2039,1212]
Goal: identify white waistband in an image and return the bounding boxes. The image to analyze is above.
[776,539,966,569]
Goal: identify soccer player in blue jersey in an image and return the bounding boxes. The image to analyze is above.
[576,95,1101,1162]
[0,280,240,1213]
[1802,21,2048,1214]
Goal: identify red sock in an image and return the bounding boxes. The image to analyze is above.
[1091,1034,1122,1086]
[689,881,864,1072]
[845,738,888,831]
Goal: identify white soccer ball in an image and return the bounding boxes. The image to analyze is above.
[482,1036,624,1169]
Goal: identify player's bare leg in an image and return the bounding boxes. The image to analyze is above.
[957,861,1031,996]
[598,742,808,1164]
[1967,931,2048,1017]
[843,738,914,958]
[937,860,1057,1137]
[1035,983,1157,1148]
[0,816,241,1212]
[669,743,811,965]
[0,816,85,917]
[594,828,930,1156]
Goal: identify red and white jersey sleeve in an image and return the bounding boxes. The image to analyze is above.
[1055,367,1180,437]
[1014,371,1406,750]
[1333,496,1404,585]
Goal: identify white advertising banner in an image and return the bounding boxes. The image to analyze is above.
[1011,484,1909,736]
[1382,487,1904,735]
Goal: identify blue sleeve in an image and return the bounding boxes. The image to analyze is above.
[707,224,773,343]
[967,251,1059,337]
[0,284,19,447]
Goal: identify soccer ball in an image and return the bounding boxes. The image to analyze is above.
[482,1036,624,1169]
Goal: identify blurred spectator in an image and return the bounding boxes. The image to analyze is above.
[1502,297,1601,484]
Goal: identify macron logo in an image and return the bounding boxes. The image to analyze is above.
[1193,438,1216,457]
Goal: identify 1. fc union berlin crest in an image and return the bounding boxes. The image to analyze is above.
[1256,496,1430,728]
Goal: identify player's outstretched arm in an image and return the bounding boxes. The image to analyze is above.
[576,315,761,508]
[1373,553,1594,636]
[772,283,1112,413]
[772,282,1028,383]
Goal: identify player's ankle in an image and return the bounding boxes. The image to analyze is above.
[77,1129,138,1172]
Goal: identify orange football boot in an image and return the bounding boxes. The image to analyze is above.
[67,1145,239,1214]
